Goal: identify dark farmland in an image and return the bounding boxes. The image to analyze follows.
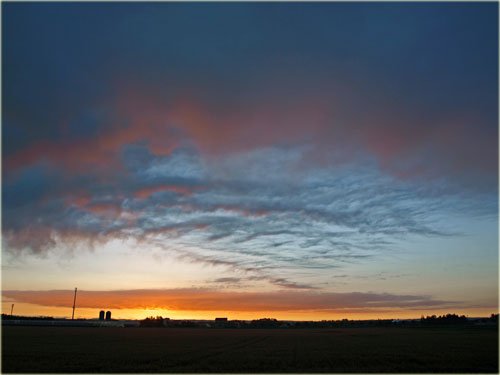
[2,326,498,373]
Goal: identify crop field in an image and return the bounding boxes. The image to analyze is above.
[2,325,498,373]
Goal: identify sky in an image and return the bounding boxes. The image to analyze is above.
[2,2,498,321]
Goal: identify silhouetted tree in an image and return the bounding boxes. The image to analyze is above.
[1,314,53,321]
[250,318,280,328]
[420,314,468,325]
[140,316,165,327]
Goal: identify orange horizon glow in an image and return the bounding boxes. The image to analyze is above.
[3,288,497,321]
[1,301,496,322]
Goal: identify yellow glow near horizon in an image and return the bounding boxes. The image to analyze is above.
[2,301,496,321]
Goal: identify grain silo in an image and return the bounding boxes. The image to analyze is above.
[99,310,105,320]
[105,311,112,320]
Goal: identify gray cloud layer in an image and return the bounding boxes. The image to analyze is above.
[3,142,497,289]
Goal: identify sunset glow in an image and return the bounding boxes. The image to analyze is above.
[2,2,498,322]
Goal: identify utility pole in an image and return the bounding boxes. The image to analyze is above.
[72,288,77,320]
[10,304,14,316]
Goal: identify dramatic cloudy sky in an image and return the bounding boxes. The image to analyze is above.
[2,3,498,320]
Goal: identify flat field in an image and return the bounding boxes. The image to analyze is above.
[2,326,498,373]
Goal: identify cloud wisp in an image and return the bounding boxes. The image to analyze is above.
[3,141,497,290]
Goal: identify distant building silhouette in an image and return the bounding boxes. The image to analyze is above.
[99,311,105,320]
[105,311,111,320]
[214,317,228,327]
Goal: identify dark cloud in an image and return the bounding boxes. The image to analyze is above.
[3,3,497,186]
[3,163,59,211]
[213,277,241,283]
[2,3,497,292]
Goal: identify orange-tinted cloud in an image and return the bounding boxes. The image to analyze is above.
[84,202,122,216]
[2,288,459,313]
[134,185,201,199]
[65,195,124,218]
[5,83,496,193]
[3,89,332,174]
[4,96,179,174]
[69,194,91,208]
